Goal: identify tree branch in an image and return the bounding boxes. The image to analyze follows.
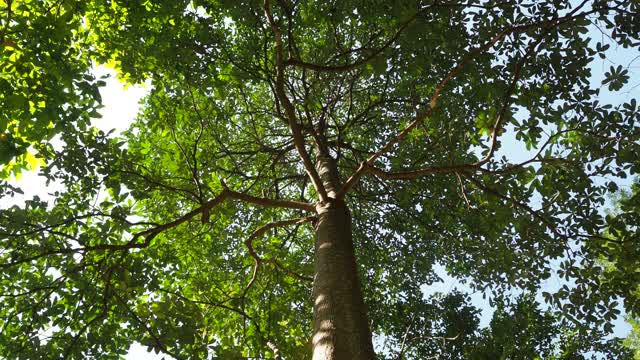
[243,216,315,296]
[395,314,415,360]
[227,188,315,212]
[1,187,314,269]
[264,0,329,202]
[112,292,187,360]
[464,173,622,245]
[284,12,418,73]
[337,5,602,197]
[364,34,541,181]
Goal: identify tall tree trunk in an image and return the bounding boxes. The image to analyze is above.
[312,153,375,360]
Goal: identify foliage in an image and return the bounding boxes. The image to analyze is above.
[625,317,640,359]
[377,292,632,360]
[0,0,103,176]
[596,179,640,358]
[1,0,640,359]
[590,181,640,313]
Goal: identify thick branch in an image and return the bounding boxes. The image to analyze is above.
[264,0,329,202]
[227,189,315,211]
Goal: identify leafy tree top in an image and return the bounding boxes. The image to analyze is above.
[1,0,639,359]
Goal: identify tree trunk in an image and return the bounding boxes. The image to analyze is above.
[312,153,375,360]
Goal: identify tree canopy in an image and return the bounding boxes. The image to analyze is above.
[1,0,640,359]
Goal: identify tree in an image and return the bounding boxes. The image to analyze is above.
[594,179,640,358]
[1,0,639,359]
[625,317,640,359]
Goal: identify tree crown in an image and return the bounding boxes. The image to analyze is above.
[1,0,639,358]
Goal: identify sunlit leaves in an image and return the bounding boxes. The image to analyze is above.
[0,0,102,173]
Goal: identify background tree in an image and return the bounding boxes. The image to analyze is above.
[625,317,640,359]
[1,0,639,359]
[590,178,640,358]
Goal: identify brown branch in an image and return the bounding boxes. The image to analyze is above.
[156,287,260,326]
[489,127,580,175]
[337,6,600,197]
[264,0,329,202]
[0,240,149,270]
[410,333,460,345]
[243,216,315,296]
[459,174,623,247]
[0,211,153,238]
[227,188,315,212]
[396,314,416,360]
[397,328,460,360]
[115,165,200,201]
[1,188,314,269]
[367,162,479,180]
[475,34,547,167]
[62,310,108,359]
[169,125,201,200]
[186,82,207,201]
[373,125,578,181]
[284,12,418,73]
[63,253,121,359]
[350,28,543,183]
[463,173,566,239]
[156,287,288,357]
[456,172,472,209]
[460,172,622,248]
[0,273,67,303]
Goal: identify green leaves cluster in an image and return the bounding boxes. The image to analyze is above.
[0,0,103,176]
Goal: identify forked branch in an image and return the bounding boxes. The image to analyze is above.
[264,0,329,202]
[462,173,621,244]
[243,216,315,297]
[337,3,600,198]
[362,32,543,181]
[285,12,419,73]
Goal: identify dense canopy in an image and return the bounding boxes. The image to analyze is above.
[1,0,640,359]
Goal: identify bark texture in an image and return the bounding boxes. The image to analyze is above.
[312,153,375,360]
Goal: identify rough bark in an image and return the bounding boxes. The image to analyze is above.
[312,153,375,360]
